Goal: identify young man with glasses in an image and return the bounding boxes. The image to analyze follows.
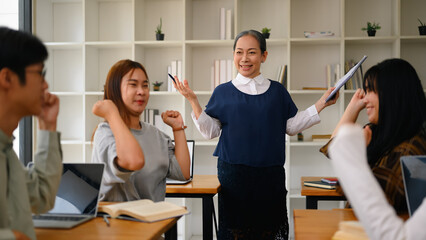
[0,27,62,240]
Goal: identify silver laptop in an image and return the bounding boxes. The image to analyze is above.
[31,163,105,228]
[400,155,426,216]
[166,140,195,185]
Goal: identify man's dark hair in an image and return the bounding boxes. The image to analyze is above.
[0,27,48,85]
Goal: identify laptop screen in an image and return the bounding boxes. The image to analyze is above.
[168,140,194,181]
[45,163,104,215]
[400,155,426,216]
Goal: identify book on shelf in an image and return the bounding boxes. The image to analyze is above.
[304,31,335,38]
[211,58,232,90]
[325,63,341,88]
[312,134,332,142]
[321,177,338,184]
[326,55,367,102]
[226,9,232,40]
[220,8,225,40]
[167,60,182,92]
[220,8,233,40]
[98,199,189,223]
[332,221,369,240]
[304,180,336,189]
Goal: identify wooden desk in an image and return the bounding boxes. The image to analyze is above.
[35,216,178,240]
[166,174,221,240]
[301,177,346,209]
[293,209,357,240]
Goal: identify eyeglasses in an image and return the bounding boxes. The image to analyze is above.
[26,69,46,78]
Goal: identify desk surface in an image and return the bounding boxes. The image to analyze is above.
[301,176,343,197]
[166,174,221,194]
[35,216,178,240]
[293,209,357,240]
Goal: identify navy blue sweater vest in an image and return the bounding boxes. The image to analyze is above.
[205,80,297,167]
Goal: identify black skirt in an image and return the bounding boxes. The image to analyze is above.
[217,160,289,240]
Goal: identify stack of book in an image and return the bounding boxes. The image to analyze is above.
[325,63,341,88]
[304,31,335,38]
[332,221,369,240]
[304,177,338,189]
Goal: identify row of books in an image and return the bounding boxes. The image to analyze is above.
[142,108,168,134]
[344,60,364,90]
[325,63,341,88]
[220,8,233,40]
[211,59,232,90]
[275,65,288,88]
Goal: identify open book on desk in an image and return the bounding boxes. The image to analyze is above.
[98,199,189,223]
[326,55,368,102]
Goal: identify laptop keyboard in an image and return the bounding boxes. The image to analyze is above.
[33,215,87,221]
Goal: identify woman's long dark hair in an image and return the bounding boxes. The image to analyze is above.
[363,58,426,166]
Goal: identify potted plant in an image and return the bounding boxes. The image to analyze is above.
[418,18,426,35]
[361,22,381,37]
[261,27,271,39]
[155,18,164,40]
[152,81,163,91]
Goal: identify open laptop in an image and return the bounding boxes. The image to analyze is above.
[400,155,426,216]
[31,163,105,228]
[166,140,195,185]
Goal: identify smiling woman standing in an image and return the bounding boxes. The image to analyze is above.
[173,30,337,240]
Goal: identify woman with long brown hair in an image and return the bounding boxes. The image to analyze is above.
[91,59,190,202]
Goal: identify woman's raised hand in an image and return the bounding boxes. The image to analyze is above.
[173,76,197,101]
[92,99,119,121]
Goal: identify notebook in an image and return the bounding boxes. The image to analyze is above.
[166,140,195,185]
[31,163,105,228]
[400,155,426,216]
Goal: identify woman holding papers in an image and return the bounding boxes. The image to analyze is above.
[173,30,337,240]
[322,58,426,214]
[91,59,190,202]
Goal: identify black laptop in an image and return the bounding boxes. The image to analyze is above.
[400,155,426,216]
[31,163,105,228]
[166,140,195,184]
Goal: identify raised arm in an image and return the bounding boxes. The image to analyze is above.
[173,77,203,119]
[331,88,366,137]
[173,76,221,139]
[92,100,144,171]
[161,110,190,179]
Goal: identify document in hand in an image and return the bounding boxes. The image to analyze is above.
[326,55,368,102]
[98,199,189,222]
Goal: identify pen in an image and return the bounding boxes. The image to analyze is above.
[168,73,177,84]
[103,215,110,227]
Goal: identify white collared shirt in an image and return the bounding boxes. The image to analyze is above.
[191,73,320,139]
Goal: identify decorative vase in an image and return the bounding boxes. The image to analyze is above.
[367,30,376,37]
[262,33,270,39]
[419,26,426,35]
[156,33,165,41]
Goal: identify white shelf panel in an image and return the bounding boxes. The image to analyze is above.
[185,40,234,47]
[290,38,341,45]
[344,36,398,44]
[194,140,218,146]
[135,41,184,47]
[288,189,303,199]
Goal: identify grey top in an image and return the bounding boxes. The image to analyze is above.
[0,130,62,240]
[91,121,186,202]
